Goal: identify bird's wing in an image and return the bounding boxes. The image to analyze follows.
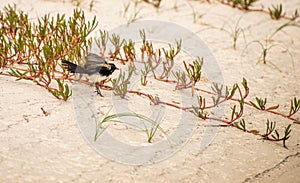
[82,53,113,75]
[85,63,111,75]
[84,53,107,70]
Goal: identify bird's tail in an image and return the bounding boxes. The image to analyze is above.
[61,60,86,73]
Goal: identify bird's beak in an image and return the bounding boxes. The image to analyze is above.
[116,67,119,70]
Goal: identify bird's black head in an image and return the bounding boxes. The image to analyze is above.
[98,63,119,77]
[109,63,119,73]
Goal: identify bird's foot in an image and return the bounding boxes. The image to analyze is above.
[94,82,104,97]
[95,90,104,97]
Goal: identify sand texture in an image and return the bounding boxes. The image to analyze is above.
[1,0,300,182]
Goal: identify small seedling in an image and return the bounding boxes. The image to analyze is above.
[221,16,247,49]
[243,39,294,71]
[187,2,215,24]
[291,9,299,20]
[173,0,178,11]
[123,39,136,62]
[148,94,160,105]
[211,82,223,101]
[125,4,141,25]
[192,106,207,119]
[231,0,257,10]
[89,0,95,11]
[262,120,292,148]
[282,124,292,147]
[288,97,300,117]
[230,99,244,122]
[94,111,167,143]
[197,95,206,110]
[140,62,150,86]
[235,119,246,131]
[225,84,238,99]
[189,5,205,24]
[183,57,203,96]
[49,79,72,101]
[268,4,285,20]
[184,57,203,85]
[172,70,189,89]
[250,97,280,111]
[109,33,125,60]
[95,30,109,57]
[111,66,134,98]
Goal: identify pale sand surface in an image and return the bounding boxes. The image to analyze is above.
[1,0,300,182]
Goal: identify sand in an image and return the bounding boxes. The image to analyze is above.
[1,0,300,182]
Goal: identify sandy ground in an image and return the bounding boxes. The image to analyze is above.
[1,0,300,182]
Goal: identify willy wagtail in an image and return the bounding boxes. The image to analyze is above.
[62,53,119,97]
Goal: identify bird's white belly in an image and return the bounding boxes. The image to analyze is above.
[86,74,108,83]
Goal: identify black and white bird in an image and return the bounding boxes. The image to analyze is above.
[62,53,119,97]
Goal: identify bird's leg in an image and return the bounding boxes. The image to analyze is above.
[95,82,104,97]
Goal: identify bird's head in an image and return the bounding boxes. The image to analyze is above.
[109,63,119,73]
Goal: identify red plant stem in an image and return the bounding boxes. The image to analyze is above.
[0,72,11,77]
[155,79,299,123]
[3,66,298,123]
[128,90,148,97]
[230,98,299,122]
[142,0,161,7]
[132,80,300,122]
[1,71,294,143]
[205,116,231,124]
[155,78,177,83]
[101,84,185,110]
[157,101,185,109]
[205,116,265,138]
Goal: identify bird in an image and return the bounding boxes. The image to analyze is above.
[62,53,119,97]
